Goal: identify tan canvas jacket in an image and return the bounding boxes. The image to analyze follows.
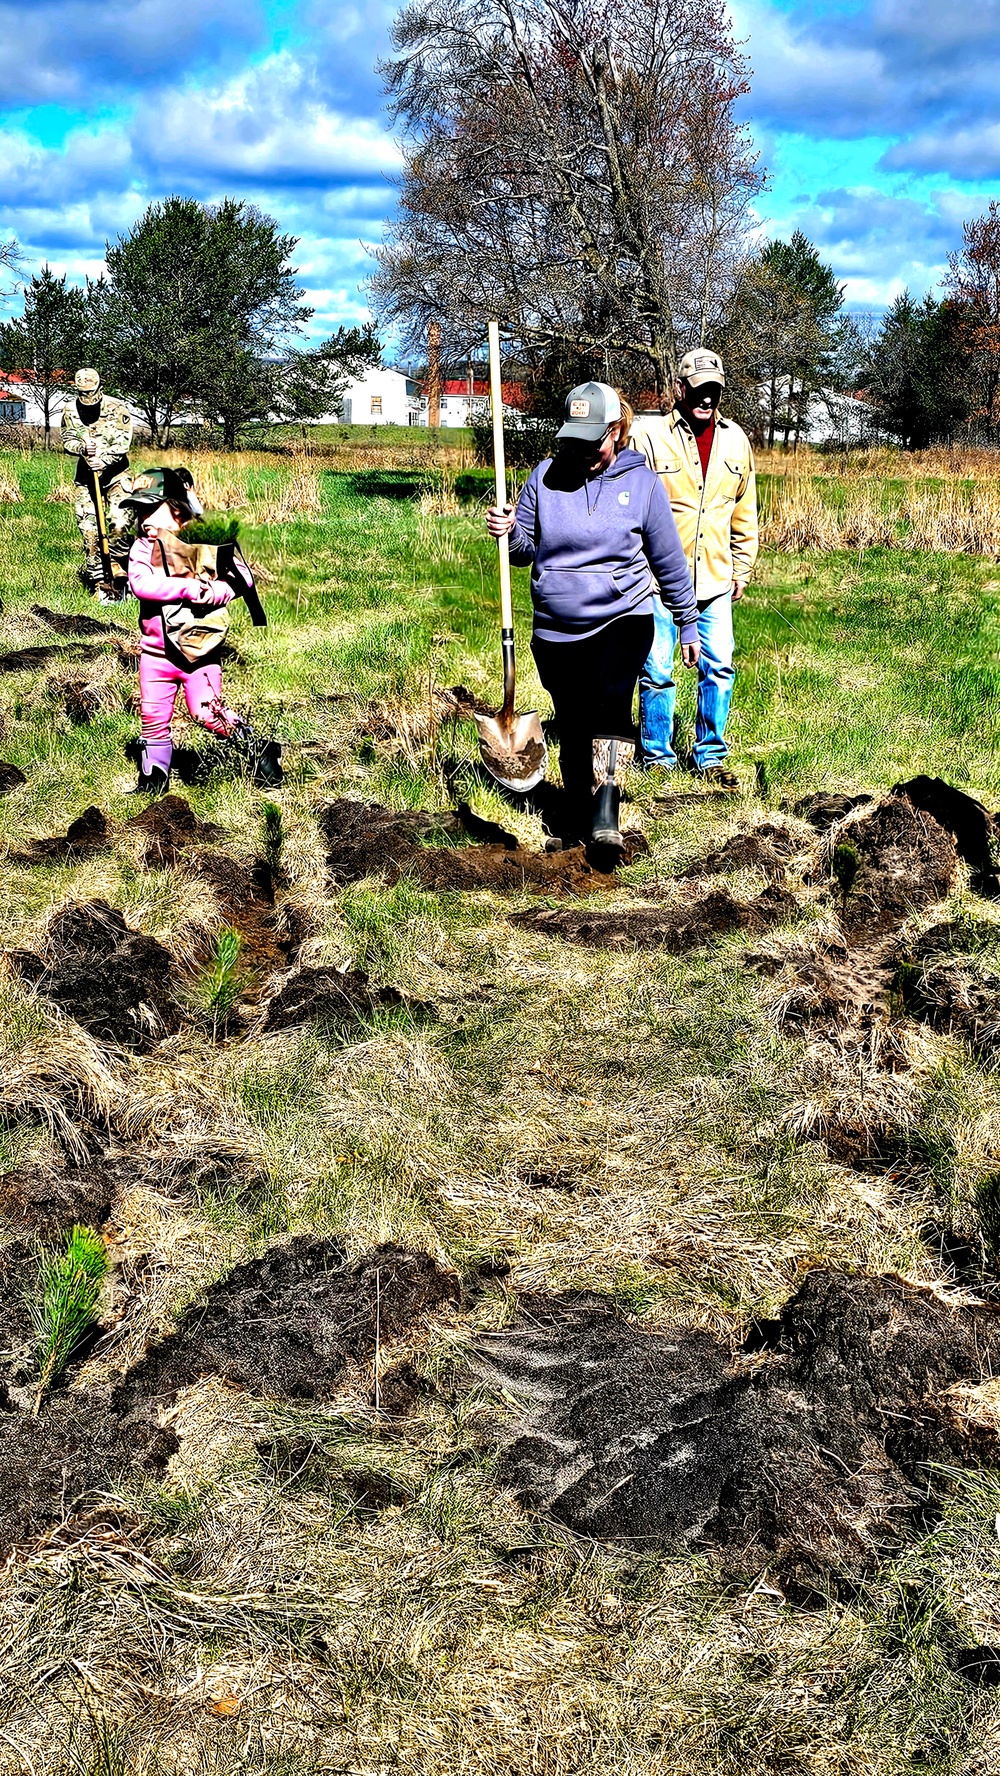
[628,409,758,603]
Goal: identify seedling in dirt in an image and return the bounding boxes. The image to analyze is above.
[199,926,245,1033]
[832,841,860,908]
[31,1224,108,1413]
[261,799,284,873]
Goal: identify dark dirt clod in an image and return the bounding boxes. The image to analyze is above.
[686,821,810,880]
[321,799,623,895]
[13,805,111,864]
[10,899,181,1051]
[511,884,797,951]
[893,776,999,895]
[0,1161,116,1238]
[793,791,873,831]
[476,1269,1000,1595]
[896,921,1000,1059]
[836,797,958,939]
[114,1239,459,1409]
[128,794,221,868]
[0,1240,43,1375]
[31,603,125,638]
[0,1395,177,1560]
[0,762,25,795]
[263,965,424,1034]
[0,643,102,674]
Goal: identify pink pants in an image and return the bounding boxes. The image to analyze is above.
[138,651,239,775]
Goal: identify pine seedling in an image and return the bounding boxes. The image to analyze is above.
[261,800,284,874]
[832,841,860,908]
[31,1225,108,1414]
[179,515,240,544]
[201,926,244,1033]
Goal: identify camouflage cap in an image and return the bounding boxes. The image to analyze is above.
[677,348,724,389]
[73,368,102,401]
[121,466,196,517]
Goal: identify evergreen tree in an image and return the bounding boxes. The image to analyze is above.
[0,265,89,446]
[865,292,970,449]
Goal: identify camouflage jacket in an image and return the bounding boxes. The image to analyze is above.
[61,396,133,489]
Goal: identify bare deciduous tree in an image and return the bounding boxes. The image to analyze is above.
[945,201,1000,442]
[373,0,762,405]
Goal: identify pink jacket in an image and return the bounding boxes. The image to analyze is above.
[128,535,252,655]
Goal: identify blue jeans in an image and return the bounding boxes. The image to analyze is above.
[639,591,735,769]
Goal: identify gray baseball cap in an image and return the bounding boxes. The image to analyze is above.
[556,381,622,443]
[677,349,725,389]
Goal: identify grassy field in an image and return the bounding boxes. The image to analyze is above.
[2,444,1000,1773]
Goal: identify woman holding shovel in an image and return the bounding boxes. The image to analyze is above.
[486,382,698,849]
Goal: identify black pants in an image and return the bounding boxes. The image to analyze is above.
[532,612,654,838]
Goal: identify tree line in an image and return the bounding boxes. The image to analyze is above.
[375,0,1000,450]
[0,197,379,447]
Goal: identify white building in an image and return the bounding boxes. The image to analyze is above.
[332,366,423,426]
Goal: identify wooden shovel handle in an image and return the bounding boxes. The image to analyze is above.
[488,321,514,638]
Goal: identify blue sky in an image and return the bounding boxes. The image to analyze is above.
[0,0,998,340]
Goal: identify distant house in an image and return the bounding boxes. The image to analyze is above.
[329,366,424,427]
[0,374,44,425]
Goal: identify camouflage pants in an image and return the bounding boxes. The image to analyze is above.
[75,477,134,585]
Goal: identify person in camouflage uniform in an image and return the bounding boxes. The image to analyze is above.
[61,368,134,599]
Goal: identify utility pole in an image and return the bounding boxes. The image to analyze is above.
[427,322,440,429]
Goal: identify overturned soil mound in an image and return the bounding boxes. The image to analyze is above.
[896,921,1000,1060]
[31,603,125,638]
[747,935,891,1027]
[837,797,958,939]
[263,965,425,1035]
[793,791,872,832]
[512,884,796,951]
[128,794,221,868]
[686,820,809,880]
[12,805,111,864]
[0,762,25,795]
[8,900,180,1051]
[0,1395,177,1560]
[0,1160,116,1238]
[0,643,102,675]
[894,776,999,895]
[114,1239,459,1409]
[477,1269,1000,1596]
[321,799,621,895]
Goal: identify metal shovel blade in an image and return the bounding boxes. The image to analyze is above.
[472,708,548,792]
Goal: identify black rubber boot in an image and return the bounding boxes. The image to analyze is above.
[591,781,622,846]
[228,722,284,787]
[124,739,170,796]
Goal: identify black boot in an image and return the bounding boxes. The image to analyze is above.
[124,739,170,795]
[228,721,284,788]
[590,737,635,847]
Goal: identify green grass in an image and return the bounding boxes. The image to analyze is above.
[1,444,1000,1772]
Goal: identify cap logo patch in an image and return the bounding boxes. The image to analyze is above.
[570,399,590,417]
[133,475,154,491]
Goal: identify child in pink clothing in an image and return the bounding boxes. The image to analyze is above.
[122,467,281,793]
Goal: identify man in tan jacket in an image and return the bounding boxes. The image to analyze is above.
[630,348,758,782]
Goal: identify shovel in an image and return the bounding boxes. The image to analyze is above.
[87,462,123,602]
[472,321,547,793]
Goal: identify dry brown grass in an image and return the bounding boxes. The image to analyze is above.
[760,471,1000,555]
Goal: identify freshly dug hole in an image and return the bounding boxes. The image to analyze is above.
[475,1269,1000,1596]
[511,884,797,951]
[31,603,126,638]
[896,920,1000,1059]
[0,762,25,795]
[114,1239,459,1408]
[321,799,623,895]
[0,643,103,674]
[7,900,180,1051]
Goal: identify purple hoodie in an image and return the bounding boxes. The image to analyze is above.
[508,446,697,643]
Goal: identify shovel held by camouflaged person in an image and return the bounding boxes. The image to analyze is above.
[472,322,547,793]
[87,464,117,599]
